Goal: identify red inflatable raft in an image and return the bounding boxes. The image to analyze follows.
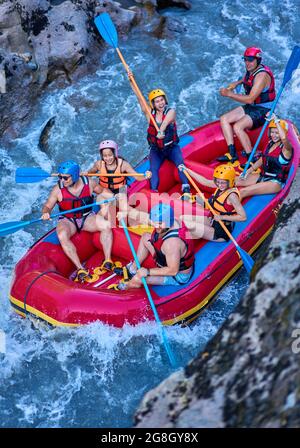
[9,120,300,327]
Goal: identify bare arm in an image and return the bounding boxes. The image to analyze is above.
[127,71,151,122]
[147,239,182,277]
[159,109,176,133]
[215,193,247,222]
[41,185,60,219]
[221,72,270,104]
[182,166,215,188]
[122,160,150,181]
[87,160,100,174]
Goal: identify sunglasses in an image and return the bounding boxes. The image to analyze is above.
[58,175,71,180]
[243,56,257,62]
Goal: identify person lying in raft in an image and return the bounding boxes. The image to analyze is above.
[236,115,293,198]
[41,160,113,281]
[178,164,247,241]
[88,140,151,254]
[127,70,192,201]
[110,203,195,290]
[218,47,276,164]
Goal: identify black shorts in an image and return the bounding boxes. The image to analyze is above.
[242,104,270,129]
[212,220,234,241]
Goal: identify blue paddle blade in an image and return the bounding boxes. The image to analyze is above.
[283,45,300,86]
[94,13,118,48]
[16,167,51,183]
[238,247,254,274]
[0,220,33,237]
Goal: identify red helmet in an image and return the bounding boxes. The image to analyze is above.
[244,47,262,59]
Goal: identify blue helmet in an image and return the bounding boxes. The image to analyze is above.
[150,203,175,227]
[57,160,80,183]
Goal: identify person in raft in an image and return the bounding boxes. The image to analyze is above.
[110,203,195,290]
[127,71,192,200]
[41,160,113,281]
[218,47,276,164]
[178,164,247,241]
[88,139,151,239]
[236,115,293,198]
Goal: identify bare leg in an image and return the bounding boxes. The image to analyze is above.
[233,115,254,153]
[240,181,281,199]
[220,106,245,146]
[130,232,153,272]
[84,214,113,261]
[56,219,82,269]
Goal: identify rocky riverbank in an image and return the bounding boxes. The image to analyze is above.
[134,167,300,428]
[0,0,190,141]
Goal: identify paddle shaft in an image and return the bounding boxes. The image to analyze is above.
[120,218,177,368]
[184,170,239,248]
[115,48,160,132]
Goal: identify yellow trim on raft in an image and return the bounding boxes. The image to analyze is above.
[9,226,273,328]
[162,226,273,326]
[9,295,80,327]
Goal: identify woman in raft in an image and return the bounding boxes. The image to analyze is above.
[236,115,293,198]
[88,139,151,270]
[178,164,247,241]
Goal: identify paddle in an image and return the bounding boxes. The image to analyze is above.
[0,197,116,237]
[242,45,300,176]
[16,167,145,183]
[94,13,160,132]
[183,170,254,274]
[119,218,177,368]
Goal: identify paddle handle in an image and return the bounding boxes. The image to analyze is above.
[184,170,239,248]
[115,48,160,132]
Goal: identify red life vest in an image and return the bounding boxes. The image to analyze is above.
[147,106,179,150]
[208,188,240,221]
[261,141,293,183]
[99,158,126,192]
[149,223,194,271]
[58,176,94,218]
[243,64,276,105]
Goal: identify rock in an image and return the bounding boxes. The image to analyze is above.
[38,116,56,153]
[134,171,300,428]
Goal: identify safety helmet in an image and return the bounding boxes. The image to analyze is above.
[148,89,168,109]
[57,160,80,183]
[268,119,289,135]
[244,47,262,59]
[213,164,236,188]
[99,140,118,158]
[150,203,175,227]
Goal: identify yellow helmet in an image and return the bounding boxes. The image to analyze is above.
[213,164,236,188]
[268,119,289,134]
[148,89,168,109]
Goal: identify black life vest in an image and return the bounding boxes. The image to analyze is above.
[147,106,179,150]
[149,224,194,271]
[243,64,276,105]
[261,141,293,183]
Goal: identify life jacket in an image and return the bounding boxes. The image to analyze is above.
[243,64,276,105]
[149,223,194,271]
[208,187,240,220]
[261,141,293,183]
[99,158,126,192]
[58,176,94,218]
[147,106,179,150]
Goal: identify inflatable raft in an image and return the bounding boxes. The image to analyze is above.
[9,120,300,327]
